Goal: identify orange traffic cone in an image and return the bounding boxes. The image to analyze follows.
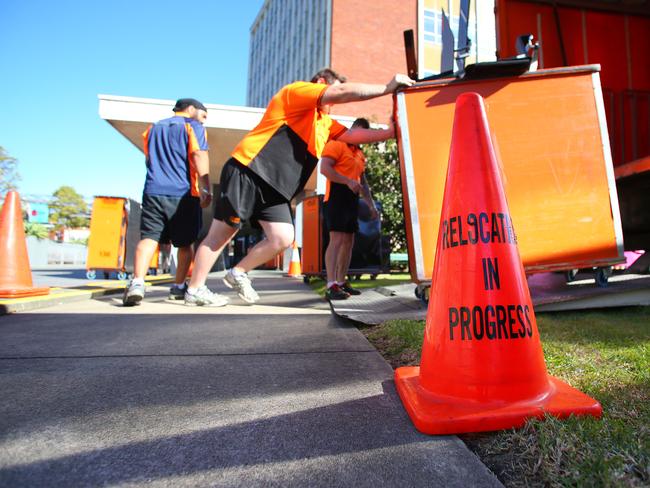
[0,191,49,298]
[394,93,601,435]
[286,241,302,277]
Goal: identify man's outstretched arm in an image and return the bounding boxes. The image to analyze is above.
[337,120,394,145]
[320,74,414,106]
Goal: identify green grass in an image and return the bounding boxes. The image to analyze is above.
[362,307,650,487]
[308,273,412,297]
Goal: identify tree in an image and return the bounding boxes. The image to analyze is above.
[50,186,89,229]
[0,146,20,196]
[24,222,49,240]
[363,139,407,253]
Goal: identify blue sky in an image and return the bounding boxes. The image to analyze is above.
[0,0,265,202]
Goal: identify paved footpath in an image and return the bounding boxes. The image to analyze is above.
[0,271,501,487]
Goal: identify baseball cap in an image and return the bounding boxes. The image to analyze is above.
[173,98,207,112]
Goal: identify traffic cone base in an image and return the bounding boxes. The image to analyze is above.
[0,286,50,299]
[394,93,601,435]
[395,367,602,435]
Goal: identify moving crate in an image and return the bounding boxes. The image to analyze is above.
[86,196,157,280]
[395,65,624,294]
[300,194,389,282]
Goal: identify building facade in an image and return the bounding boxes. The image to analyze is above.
[247,0,331,109]
[247,1,496,122]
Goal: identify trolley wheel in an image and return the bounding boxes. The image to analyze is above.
[565,269,579,283]
[117,271,128,281]
[595,266,612,288]
[415,284,430,305]
[86,270,97,280]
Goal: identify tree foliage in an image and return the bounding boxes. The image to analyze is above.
[0,146,20,196]
[50,186,89,229]
[363,139,407,253]
[24,222,49,240]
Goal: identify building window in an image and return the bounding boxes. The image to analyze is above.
[423,7,474,53]
[424,9,441,44]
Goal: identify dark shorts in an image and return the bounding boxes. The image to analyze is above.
[140,194,202,247]
[324,183,359,233]
[213,158,293,228]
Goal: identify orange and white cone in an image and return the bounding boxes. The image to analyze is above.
[0,191,49,298]
[286,241,302,278]
[394,93,601,435]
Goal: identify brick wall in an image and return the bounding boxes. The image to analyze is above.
[329,0,417,123]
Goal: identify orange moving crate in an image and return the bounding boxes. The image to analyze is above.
[86,196,157,280]
[395,65,624,286]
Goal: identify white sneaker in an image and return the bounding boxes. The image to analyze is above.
[223,270,260,304]
[184,286,229,307]
[122,280,145,306]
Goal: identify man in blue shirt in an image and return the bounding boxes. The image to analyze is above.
[123,98,218,306]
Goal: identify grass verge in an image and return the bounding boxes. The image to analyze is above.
[361,307,650,487]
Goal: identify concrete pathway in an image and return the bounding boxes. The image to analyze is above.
[0,271,501,487]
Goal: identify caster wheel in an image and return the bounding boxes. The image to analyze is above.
[565,269,578,282]
[420,286,430,305]
[86,270,97,280]
[595,267,611,288]
[415,285,430,304]
[117,271,128,281]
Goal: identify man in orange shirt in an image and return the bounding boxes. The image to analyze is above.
[320,117,382,300]
[184,69,413,306]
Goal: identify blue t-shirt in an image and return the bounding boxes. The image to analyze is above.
[142,112,209,197]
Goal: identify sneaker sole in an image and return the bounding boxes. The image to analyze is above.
[184,300,229,307]
[123,295,143,306]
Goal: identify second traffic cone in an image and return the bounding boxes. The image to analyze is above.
[286,241,302,277]
[0,191,49,298]
[394,93,601,435]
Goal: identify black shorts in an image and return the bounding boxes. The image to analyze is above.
[324,183,359,233]
[140,194,202,247]
[213,158,293,228]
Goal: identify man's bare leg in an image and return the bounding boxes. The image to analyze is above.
[335,233,355,283]
[175,245,193,285]
[123,238,158,306]
[188,219,238,289]
[221,221,293,304]
[133,238,159,280]
[233,221,294,272]
[325,231,347,284]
